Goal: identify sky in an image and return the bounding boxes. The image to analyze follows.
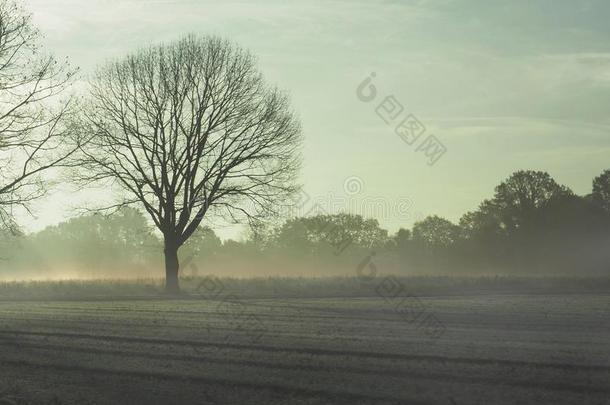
[20,0,610,239]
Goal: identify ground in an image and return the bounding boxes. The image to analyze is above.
[0,292,608,404]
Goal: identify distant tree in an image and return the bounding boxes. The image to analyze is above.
[412,216,460,247]
[458,200,507,270]
[73,35,302,293]
[27,207,158,275]
[265,213,388,262]
[271,218,315,257]
[181,226,222,264]
[303,213,388,253]
[0,227,21,262]
[459,171,571,238]
[102,207,160,265]
[411,216,460,271]
[459,199,504,239]
[592,169,610,212]
[533,193,610,273]
[455,171,575,272]
[218,239,255,261]
[492,170,571,233]
[387,228,413,268]
[0,0,78,232]
[391,228,411,250]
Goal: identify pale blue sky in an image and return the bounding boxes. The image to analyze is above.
[22,0,610,238]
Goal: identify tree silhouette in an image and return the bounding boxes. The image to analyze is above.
[413,216,460,247]
[73,35,302,293]
[411,215,460,271]
[592,169,610,212]
[180,225,222,270]
[0,0,78,233]
[24,207,158,277]
[492,170,572,233]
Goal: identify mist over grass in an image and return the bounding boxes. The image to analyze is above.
[2,275,609,301]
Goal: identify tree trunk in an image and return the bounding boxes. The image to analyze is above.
[164,239,180,294]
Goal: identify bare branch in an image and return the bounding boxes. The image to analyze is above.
[0,0,79,228]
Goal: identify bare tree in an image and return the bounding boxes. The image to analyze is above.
[75,35,302,293]
[0,0,78,233]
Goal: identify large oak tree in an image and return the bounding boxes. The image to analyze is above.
[75,35,302,293]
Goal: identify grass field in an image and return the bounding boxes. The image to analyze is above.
[0,280,608,404]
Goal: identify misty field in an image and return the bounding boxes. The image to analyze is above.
[0,282,608,405]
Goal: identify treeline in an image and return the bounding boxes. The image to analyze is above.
[1,169,609,279]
